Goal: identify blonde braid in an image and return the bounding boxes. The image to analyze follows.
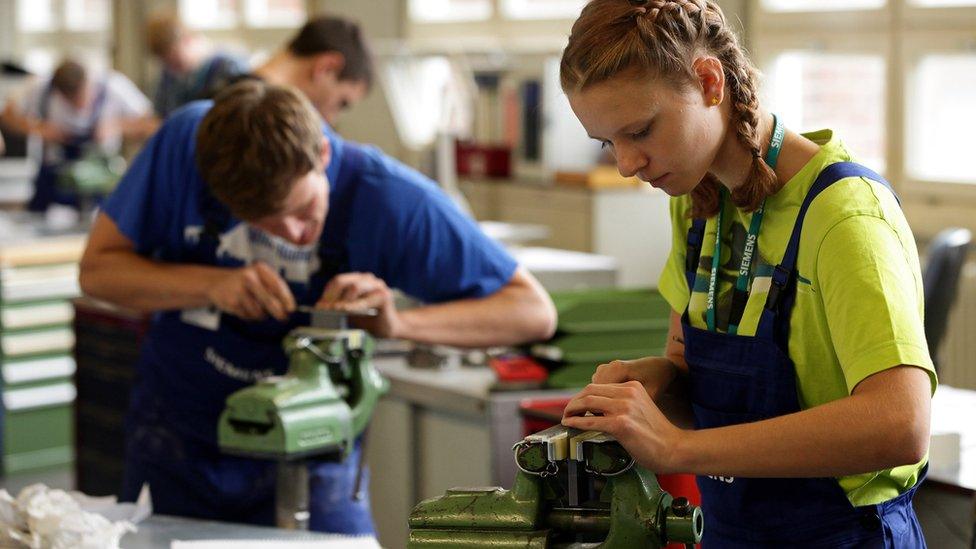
[704,8,779,214]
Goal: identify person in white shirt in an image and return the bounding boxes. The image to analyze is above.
[0,59,157,211]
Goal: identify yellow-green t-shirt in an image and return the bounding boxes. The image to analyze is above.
[658,129,937,507]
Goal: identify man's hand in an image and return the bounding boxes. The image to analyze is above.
[206,262,296,321]
[317,272,400,338]
[592,356,678,400]
[34,121,67,143]
[94,120,121,146]
[562,381,685,474]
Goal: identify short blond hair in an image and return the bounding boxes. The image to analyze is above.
[146,12,186,58]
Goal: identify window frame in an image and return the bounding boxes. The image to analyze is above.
[749,0,976,219]
[177,0,310,65]
[406,0,579,53]
[751,31,891,176]
[12,0,112,75]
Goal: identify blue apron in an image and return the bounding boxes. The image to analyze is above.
[156,54,240,116]
[121,146,376,534]
[28,81,108,211]
[683,162,927,548]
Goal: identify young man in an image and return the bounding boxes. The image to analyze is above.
[146,12,249,118]
[80,80,555,532]
[1,60,156,211]
[245,16,372,126]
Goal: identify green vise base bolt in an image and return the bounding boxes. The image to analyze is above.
[408,425,703,548]
[217,326,389,460]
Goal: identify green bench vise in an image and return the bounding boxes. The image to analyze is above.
[408,425,704,548]
[217,312,389,529]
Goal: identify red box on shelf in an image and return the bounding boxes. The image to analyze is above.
[456,141,512,179]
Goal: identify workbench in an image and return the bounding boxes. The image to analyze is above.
[121,514,377,547]
[926,385,976,547]
[366,356,574,548]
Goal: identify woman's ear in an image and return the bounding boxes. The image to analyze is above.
[693,56,725,106]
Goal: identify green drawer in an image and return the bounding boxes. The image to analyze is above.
[0,300,74,331]
[532,329,668,364]
[3,382,76,474]
[550,288,672,334]
[0,325,74,359]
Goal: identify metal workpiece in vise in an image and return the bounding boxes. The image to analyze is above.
[217,308,389,530]
[407,425,704,548]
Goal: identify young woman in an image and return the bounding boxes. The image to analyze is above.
[559,1,935,546]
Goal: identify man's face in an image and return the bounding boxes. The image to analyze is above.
[63,83,93,111]
[161,37,195,75]
[306,69,369,126]
[251,169,329,246]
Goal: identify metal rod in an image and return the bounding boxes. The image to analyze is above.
[546,508,612,533]
[276,461,310,530]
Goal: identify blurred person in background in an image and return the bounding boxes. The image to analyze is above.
[146,12,249,118]
[0,59,156,211]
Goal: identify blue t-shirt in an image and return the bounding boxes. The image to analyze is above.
[102,101,517,442]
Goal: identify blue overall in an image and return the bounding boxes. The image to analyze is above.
[120,145,377,534]
[683,162,927,548]
[154,53,247,117]
[28,82,108,211]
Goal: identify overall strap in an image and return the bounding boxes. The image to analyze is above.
[194,56,228,99]
[86,80,109,128]
[40,83,54,120]
[756,162,899,341]
[194,183,233,263]
[684,217,707,292]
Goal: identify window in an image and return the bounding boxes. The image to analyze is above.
[14,0,112,75]
[64,0,110,31]
[180,0,239,30]
[406,0,584,51]
[761,0,885,11]
[178,0,306,64]
[501,0,587,20]
[17,0,56,32]
[244,0,306,28]
[907,53,976,183]
[911,0,976,6]
[764,51,886,172]
[408,0,493,23]
[752,0,976,201]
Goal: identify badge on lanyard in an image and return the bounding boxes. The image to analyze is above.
[706,114,785,334]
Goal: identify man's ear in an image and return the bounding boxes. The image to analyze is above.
[320,136,332,170]
[311,52,346,80]
[693,56,725,106]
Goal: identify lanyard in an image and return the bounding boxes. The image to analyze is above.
[706,114,785,333]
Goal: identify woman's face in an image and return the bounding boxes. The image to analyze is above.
[568,71,726,197]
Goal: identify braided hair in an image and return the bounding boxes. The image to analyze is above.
[561,0,778,218]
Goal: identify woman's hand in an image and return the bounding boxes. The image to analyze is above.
[592,356,678,400]
[561,380,686,474]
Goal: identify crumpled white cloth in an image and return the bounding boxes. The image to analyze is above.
[0,484,137,549]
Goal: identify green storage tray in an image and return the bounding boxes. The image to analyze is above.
[3,404,74,474]
[550,288,671,334]
[532,329,668,364]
